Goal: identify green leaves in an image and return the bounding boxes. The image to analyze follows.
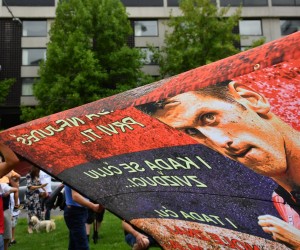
[21,0,150,121]
[0,78,15,104]
[154,0,241,77]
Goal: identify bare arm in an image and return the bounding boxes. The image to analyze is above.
[122,221,150,248]
[122,221,140,237]
[0,143,19,178]
[71,189,103,213]
[10,170,21,185]
[2,186,18,197]
[28,183,47,191]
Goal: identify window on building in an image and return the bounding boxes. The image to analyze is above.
[220,0,268,6]
[239,20,262,35]
[272,0,300,5]
[22,49,46,66]
[167,0,216,6]
[23,21,47,37]
[5,0,55,6]
[167,0,179,6]
[134,21,158,37]
[140,48,158,65]
[121,0,163,6]
[22,78,35,96]
[280,20,300,35]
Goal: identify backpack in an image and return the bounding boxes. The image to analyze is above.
[47,184,66,210]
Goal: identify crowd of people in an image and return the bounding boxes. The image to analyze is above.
[0,154,54,248]
[0,143,20,250]
[0,142,157,250]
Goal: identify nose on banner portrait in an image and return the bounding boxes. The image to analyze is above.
[1,31,300,249]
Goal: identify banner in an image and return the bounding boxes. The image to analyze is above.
[1,31,300,249]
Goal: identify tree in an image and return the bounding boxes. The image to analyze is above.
[153,0,241,78]
[0,78,15,104]
[21,0,152,121]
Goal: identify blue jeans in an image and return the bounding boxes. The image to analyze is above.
[64,206,89,250]
[125,233,157,247]
[0,234,4,250]
[42,193,51,220]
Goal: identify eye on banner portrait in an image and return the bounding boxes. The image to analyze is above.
[1,31,300,249]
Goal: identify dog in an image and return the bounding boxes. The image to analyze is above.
[30,215,56,233]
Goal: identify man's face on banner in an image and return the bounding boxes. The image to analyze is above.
[152,89,287,177]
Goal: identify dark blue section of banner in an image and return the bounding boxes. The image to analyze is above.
[58,144,278,238]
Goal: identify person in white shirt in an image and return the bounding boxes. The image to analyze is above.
[39,171,52,220]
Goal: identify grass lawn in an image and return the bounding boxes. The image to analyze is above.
[13,210,162,250]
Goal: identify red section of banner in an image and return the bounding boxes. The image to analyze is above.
[130,32,300,107]
[235,60,300,130]
[1,107,196,175]
[131,218,289,250]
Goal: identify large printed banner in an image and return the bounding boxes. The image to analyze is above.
[1,32,300,249]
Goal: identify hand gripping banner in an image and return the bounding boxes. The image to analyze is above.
[1,32,300,249]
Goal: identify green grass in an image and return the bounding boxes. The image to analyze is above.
[13,210,161,250]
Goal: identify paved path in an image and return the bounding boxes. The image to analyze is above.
[19,208,63,218]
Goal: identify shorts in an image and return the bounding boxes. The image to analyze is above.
[11,215,19,228]
[86,209,105,224]
[3,209,12,240]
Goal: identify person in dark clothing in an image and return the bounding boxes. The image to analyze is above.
[63,185,103,250]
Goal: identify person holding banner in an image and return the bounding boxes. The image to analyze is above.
[63,185,103,250]
[138,80,300,248]
[122,220,158,250]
